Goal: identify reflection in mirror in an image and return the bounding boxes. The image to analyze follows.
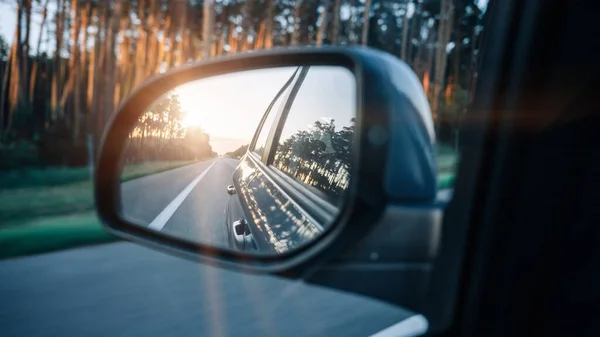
[119,66,356,256]
[273,67,355,205]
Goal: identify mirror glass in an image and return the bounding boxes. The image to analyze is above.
[119,66,356,256]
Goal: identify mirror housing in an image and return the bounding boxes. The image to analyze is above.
[95,46,440,314]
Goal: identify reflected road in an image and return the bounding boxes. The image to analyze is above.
[121,158,238,247]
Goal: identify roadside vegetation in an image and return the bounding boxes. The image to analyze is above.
[0,160,199,259]
[437,144,460,189]
[0,0,484,258]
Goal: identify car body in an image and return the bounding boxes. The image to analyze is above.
[224,65,357,253]
[222,60,436,254]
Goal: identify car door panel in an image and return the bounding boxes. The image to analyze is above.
[226,67,328,253]
[231,154,324,253]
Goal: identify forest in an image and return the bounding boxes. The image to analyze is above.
[0,0,486,170]
[274,117,354,203]
[123,93,215,164]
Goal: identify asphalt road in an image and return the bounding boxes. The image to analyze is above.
[1,159,422,336]
[121,158,238,248]
[0,242,414,337]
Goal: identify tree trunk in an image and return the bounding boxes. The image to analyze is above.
[361,0,372,45]
[330,0,342,45]
[132,0,147,88]
[93,5,108,137]
[87,7,98,137]
[432,0,454,125]
[0,42,15,135]
[7,1,23,133]
[452,4,462,91]
[407,0,421,65]
[316,0,331,46]
[144,0,158,75]
[103,0,121,127]
[227,22,238,53]
[22,0,32,102]
[469,20,483,105]
[165,20,177,69]
[75,2,92,143]
[164,1,178,68]
[238,0,252,52]
[57,0,80,134]
[400,0,411,60]
[59,0,70,121]
[29,0,50,100]
[155,16,169,73]
[424,28,437,96]
[203,0,215,58]
[175,1,188,65]
[291,0,304,46]
[115,6,133,106]
[254,20,266,50]
[51,0,65,122]
[59,0,81,108]
[264,0,276,48]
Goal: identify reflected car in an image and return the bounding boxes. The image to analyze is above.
[225,65,356,253]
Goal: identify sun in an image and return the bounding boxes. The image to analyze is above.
[181,110,203,127]
[175,82,231,135]
[177,86,208,128]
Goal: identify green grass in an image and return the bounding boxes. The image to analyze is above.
[0,212,116,259]
[0,181,95,224]
[0,160,198,224]
[0,152,458,259]
[0,166,92,189]
[0,160,199,259]
[438,172,456,190]
[436,143,459,189]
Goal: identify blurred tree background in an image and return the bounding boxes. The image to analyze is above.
[0,0,486,170]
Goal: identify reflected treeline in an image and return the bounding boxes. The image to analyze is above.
[123,94,214,164]
[273,118,355,203]
[225,144,249,159]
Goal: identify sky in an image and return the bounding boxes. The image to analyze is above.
[174,65,355,155]
[0,1,54,51]
[175,67,298,154]
[278,66,355,141]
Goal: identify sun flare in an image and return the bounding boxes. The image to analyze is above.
[177,86,211,128]
[181,110,203,127]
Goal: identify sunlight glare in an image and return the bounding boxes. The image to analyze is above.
[177,84,219,129]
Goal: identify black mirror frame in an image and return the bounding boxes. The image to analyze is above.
[95,46,418,276]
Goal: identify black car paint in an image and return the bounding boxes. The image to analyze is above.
[224,66,336,253]
[226,153,324,253]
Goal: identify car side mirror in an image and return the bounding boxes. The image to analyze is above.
[95,47,439,321]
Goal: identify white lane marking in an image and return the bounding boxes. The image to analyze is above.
[369,314,428,337]
[148,160,219,231]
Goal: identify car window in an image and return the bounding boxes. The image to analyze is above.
[252,72,298,158]
[272,66,356,205]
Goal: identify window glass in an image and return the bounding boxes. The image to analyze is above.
[273,66,356,204]
[253,74,296,157]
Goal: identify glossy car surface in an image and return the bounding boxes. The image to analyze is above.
[225,65,356,253]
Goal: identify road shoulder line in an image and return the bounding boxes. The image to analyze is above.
[148,160,219,231]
